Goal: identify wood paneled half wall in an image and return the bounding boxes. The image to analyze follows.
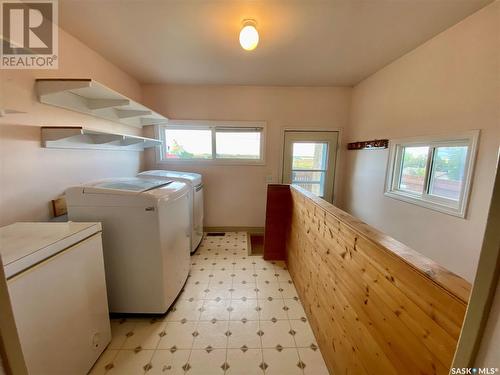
[264,184,471,375]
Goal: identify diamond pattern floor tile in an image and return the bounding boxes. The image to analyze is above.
[88,232,330,374]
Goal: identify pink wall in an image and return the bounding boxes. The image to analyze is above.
[1,3,497,285]
[142,85,351,228]
[339,2,500,281]
[0,27,144,225]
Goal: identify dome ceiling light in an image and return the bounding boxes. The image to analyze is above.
[239,19,259,51]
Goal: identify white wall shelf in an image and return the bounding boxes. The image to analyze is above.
[41,126,162,151]
[35,79,168,128]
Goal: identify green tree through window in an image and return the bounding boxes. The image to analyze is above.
[169,139,194,159]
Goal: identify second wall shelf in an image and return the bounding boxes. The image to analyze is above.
[41,126,162,151]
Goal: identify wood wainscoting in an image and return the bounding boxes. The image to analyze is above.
[264,184,471,375]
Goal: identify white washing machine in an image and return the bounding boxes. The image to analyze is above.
[66,177,191,314]
[138,170,204,253]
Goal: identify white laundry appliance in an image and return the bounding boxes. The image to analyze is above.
[0,222,110,375]
[138,170,204,253]
[66,177,191,313]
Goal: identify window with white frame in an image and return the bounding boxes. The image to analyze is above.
[158,121,265,163]
[385,131,479,217]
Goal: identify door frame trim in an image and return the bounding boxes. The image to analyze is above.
[279,127,343,206]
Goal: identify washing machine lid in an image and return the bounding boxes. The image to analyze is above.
[138,170,202,186]
[82,177,172,195]
[0,222,102,278]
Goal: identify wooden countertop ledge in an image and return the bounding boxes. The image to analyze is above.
[290,185,472,304]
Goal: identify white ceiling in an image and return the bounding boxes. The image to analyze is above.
[59,0,492,86]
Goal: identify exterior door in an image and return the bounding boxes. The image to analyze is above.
[282,131,339,202]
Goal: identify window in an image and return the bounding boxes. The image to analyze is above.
[398,146,429,194]
[158,121,265,163]
[164,128,212,159]
[385,131,479,217]
[215,128,261,160]
[291,142,328,197]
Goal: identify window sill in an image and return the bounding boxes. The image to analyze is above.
[157,158,266,167]
[384,191,466,218]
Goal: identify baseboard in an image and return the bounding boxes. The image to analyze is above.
[204,226,265,234]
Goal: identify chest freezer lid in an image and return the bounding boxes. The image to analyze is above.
[138,170,202,186]
[82,177,172,195]
[0,222,101,278]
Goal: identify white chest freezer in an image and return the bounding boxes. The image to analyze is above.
[0,222,110,375]
[66,177,191,314]
[138,170,204,252]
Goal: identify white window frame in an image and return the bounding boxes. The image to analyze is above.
[384,130,479,218]
[156,120,266,165]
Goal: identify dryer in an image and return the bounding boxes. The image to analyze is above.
[138,170,204,252]
[66,178,190,313]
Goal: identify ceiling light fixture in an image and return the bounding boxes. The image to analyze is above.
[239,19,259,51]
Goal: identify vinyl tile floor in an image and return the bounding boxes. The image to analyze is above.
[89,232,329,375]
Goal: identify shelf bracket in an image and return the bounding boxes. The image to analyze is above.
[88,134,122,144]
[140,117,168,126]
[86,98,130,110]
[115,109,152,119]
[120,137,145,146]
[36,79,91,96]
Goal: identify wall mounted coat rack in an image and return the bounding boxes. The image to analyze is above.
[347,139,388,150]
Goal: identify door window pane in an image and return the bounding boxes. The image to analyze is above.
[216,131,261,159]
[164,129,212,159]
[398,146,429,194]
[292,143,328,170]
[292,171,325,197]
[429,146,467,200]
